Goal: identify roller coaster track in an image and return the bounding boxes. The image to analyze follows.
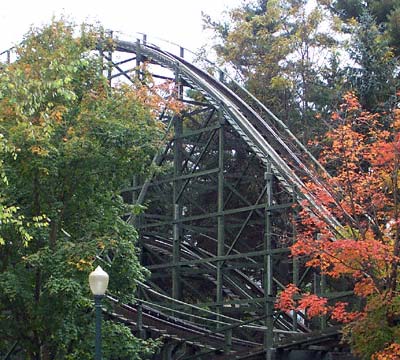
[110,36,351,359]
[113,39,341,231]
[1,34,355,359]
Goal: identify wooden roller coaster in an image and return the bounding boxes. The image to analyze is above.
[0,33,357,360]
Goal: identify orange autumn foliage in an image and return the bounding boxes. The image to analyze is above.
[372,343,400,360]
[297,294,329,317]
[130,63,185,117]
[276,286,361,323]
[275,284,299,312]
[276,91,400,358]
[330,302,362,324]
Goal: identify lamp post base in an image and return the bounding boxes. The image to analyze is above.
[94,295,103,360]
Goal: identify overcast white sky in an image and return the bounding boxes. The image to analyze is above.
[0,0,242,53]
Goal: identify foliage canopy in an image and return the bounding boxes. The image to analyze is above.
[276,92,400,359]
[0,20,163,359]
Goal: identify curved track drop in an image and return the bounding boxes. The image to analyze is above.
[0,34,355,359]
[106,36,353,359]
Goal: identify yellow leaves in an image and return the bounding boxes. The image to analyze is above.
[68,257,93,271]
[30,145,49,156]
[308,7,324,27]
[50,105,67,124]
[66,126,75,136]
[66,240,106,271]
[76,258,92,271]
[348,17,359,27]
[393,109,400,130]
[266,0,282,20]
[0,99,17,118]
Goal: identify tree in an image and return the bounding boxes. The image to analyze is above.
[346,11,398,111]
[276,92,400,358]
[204,0,341,142]
[0,20,165,359]
[326,0,400,55]
[0,133,34,246]
[319,0,400,111]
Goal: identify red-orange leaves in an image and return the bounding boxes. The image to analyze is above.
[275,286,328,319]
[275,284,300,312]
[275,287,362,321]
[354,277,376,298]
[287,92,400,357]
[296,91,399,265]
[369,141,396,167]
[341,91,361,112]
[276,290,364,323]
[372,343,400,360]
[297,294,329,317]
[330,302,362,323]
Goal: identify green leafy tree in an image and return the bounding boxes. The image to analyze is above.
[348,12,398,111]
[0,20,163,359]
[326,0,400,54]
[0,134,33,246]
[204,0,341,142]
[320,0,400,111]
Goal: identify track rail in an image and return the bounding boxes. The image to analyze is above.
[141,235,310,333]
[114,39,341,232]
[108,295,260,355]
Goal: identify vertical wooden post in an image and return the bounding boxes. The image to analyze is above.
[292,188,299,331]
[137,301,144,339]
[224,328,232,353]
[135,39,141,80]
[264,163,275,360]
[172,66,183,300]
[172,117,182,300]
[216,113,225,327]
[107,31,113,85]
[321,273,327,329]
[219,70,225,83]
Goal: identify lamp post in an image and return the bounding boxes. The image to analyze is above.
[89,266,109,360]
